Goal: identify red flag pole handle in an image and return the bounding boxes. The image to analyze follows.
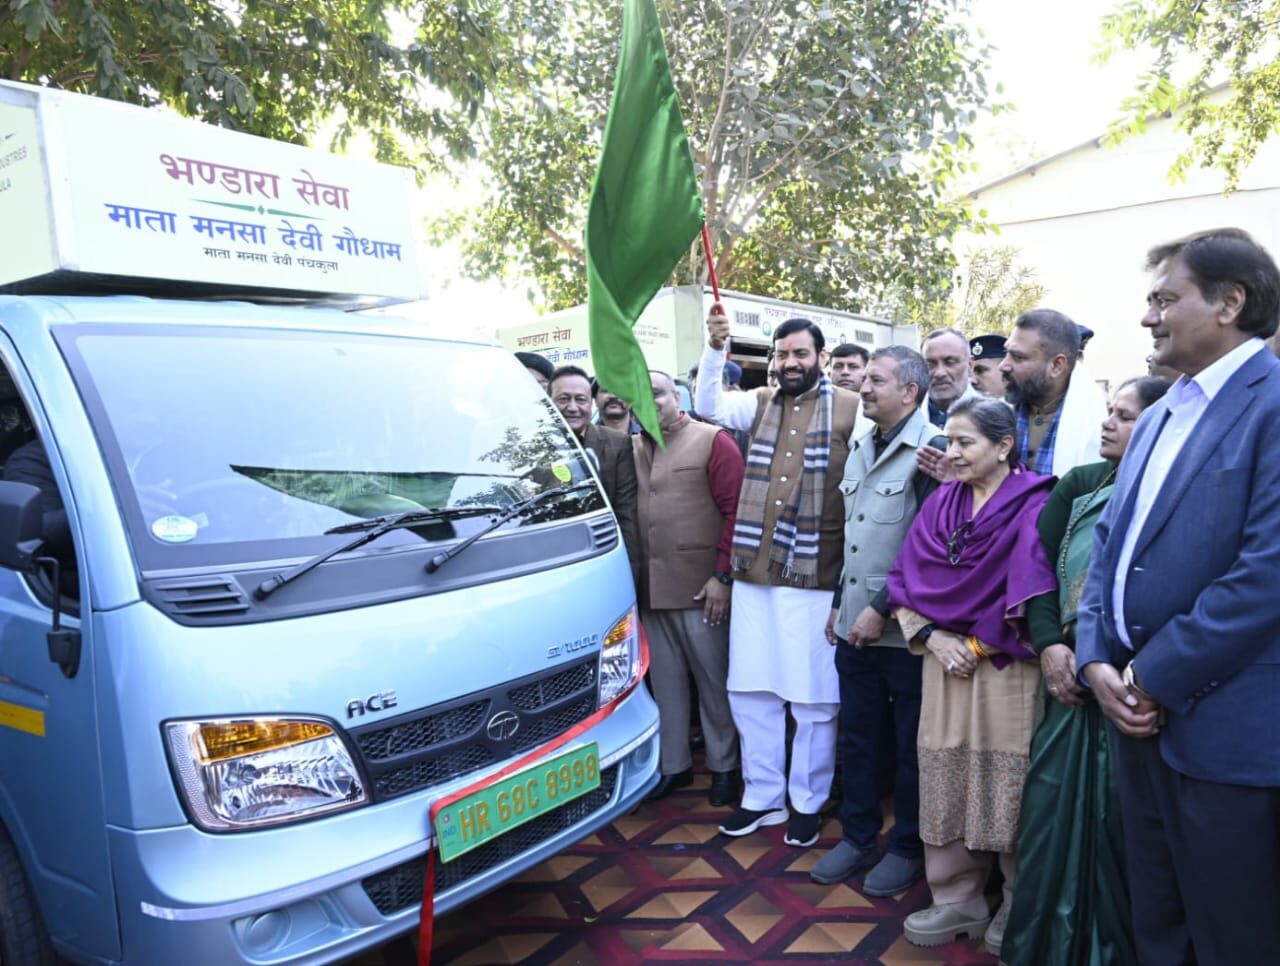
[700,224,720,303]
[700,223,729,358]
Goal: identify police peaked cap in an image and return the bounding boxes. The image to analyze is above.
[969,334,1007,359]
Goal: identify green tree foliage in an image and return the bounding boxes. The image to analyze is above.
[910,245,1045,338]
[434,0,995,312]
[1098,0,1280,190]
[0,0,493,169]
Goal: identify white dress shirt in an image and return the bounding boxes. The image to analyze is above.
[1112,338,1266,647]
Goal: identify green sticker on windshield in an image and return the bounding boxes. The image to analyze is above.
[551,463,572,482]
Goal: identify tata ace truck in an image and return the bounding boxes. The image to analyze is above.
[0,80,658,965]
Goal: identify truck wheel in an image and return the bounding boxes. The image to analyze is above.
[0,827,58,965]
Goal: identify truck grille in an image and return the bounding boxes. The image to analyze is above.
[361,764,618,915]
[350,657,599,802]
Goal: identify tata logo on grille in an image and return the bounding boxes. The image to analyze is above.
[486,710,520,742]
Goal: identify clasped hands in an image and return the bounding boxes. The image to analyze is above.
[924,628,977,678]
[824,606,885,647]
[1083,661,1162,737]
[1041,643,1085,707]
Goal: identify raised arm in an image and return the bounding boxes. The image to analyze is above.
[694,305,759,431]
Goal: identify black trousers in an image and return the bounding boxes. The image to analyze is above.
[1112,730,1280,966]
[834,642,922,858]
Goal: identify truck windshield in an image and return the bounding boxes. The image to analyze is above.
[55,324,601,569]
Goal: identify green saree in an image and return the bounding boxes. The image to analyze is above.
[1002,461,1136,966]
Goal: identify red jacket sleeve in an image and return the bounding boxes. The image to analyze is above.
[707,429,746,573]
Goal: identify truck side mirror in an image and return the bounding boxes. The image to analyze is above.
[0,481,46,572]
[0,481,80,677]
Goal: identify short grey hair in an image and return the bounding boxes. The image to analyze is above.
[870,345,928,400]
[1015,309,1081,366]
[923,327,968,346]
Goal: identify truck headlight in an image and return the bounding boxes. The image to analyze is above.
[598,606,643,706]
[164,717,367,831]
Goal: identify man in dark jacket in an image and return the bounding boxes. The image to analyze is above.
[549,366,639,584]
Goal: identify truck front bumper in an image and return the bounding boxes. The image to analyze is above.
[85,691,658,966]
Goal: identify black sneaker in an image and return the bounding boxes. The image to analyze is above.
[717,805,789,837]
[784,810,821,847]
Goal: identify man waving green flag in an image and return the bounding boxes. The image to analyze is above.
[585,0,705,443]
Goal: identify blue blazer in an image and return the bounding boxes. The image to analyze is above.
[1076,346,1280,787]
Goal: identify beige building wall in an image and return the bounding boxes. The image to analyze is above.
[963,112,1280,387]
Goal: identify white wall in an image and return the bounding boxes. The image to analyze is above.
[963,113,1280,387]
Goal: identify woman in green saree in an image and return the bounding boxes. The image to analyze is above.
[1001,376,1171,966]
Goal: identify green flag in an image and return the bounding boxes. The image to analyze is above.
[586,0,705,443]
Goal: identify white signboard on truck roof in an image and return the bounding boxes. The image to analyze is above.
[0,80,425,300]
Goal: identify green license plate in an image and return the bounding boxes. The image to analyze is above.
[433,742,601,863]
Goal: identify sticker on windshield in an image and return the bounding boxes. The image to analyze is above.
[551,462,572,483]
[151,514,199,543]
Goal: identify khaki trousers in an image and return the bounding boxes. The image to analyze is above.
[643,607,739,775]
[925,838,1015,911]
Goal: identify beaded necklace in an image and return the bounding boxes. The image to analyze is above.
[1056,464,1118,583]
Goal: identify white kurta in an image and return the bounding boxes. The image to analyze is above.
[1051,364,1109,476]
[727,580,839,704]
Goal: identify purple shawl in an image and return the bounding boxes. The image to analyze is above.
[887,469,1057,668]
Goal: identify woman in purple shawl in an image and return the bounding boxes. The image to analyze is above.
[887,397,1056,957]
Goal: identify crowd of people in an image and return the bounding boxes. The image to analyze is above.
[515,227,1280,966]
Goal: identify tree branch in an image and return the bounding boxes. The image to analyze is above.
[702,0,734,226]
[546,224,584,262]
[727,168,786,234]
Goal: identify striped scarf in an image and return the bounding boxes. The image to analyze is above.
[731,377,834,587]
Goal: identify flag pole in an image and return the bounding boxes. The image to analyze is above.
[700,223,730,359]
[700,224,721,302]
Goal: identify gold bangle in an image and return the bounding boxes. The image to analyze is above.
[966,636,985,660]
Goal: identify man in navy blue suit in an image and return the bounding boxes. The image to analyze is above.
[1076,228,1280,965]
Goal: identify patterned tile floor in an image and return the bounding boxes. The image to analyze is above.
[349,771,999,965]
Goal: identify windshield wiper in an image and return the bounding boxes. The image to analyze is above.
[254,506,501,600]
[425,481,597,575]
[322,506,501,535]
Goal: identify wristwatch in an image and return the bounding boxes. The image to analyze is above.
[1123,660,1143,693]
[916,623,937,643]
[713,571,733,586]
